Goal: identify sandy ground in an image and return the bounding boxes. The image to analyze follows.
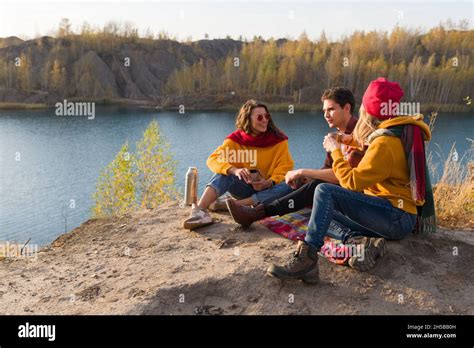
[0,201,473,315]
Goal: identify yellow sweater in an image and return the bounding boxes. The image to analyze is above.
[207,139,294,184]
[331,115,431,214]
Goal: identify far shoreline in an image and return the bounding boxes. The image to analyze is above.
[0,99,471,114]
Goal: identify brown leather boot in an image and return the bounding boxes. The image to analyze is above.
[347,236,386,271]
[226,199,266,228]
[266,240,319,284]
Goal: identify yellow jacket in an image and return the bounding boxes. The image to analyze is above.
[331,115,431,214]
[207,138,294,184]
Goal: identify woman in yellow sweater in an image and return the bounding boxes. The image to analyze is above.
[267,78,436,283]
[183,100,294,230]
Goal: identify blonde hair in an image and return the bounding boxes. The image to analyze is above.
[353,105,381,147]
[235,99,284,136]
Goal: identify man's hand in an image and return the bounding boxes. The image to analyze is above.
[251,179,273,191]
[285,169,304,189]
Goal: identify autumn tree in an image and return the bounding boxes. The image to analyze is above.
[57,18,73,37]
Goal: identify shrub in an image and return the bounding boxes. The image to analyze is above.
[136,120,177,209]
[91,120,176,217]
[91,143,137,217]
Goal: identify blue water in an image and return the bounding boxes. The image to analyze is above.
[0,106,472,246]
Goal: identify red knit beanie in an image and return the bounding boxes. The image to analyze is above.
[362,77,404,119]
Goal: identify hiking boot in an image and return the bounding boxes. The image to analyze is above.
[266,240,319,284]
[226,199,265,228]
[182,204,213,230]
[209,196,232,212]
[347,236,386,271]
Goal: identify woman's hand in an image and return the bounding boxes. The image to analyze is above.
[228,167,253,183]
[323,134,341,152]
[251,179,273,191]
[340,134,353,145]
[285,169,304,189]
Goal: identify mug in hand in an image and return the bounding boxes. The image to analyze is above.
[249,169,263,183]
[329,131,343,143]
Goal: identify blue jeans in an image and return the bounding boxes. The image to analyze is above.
[207,173,294,205]
[304,183,417,249]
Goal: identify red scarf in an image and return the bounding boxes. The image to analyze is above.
[226,129,288,147]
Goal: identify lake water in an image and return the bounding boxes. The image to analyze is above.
[0,106,472,246]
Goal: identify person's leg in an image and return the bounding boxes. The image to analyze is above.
[226,179,257,202]
[202,173,254,207]
[226,179,323,227]
[199,173,235,209]
[197,186,219,210]
[267,183,416,280]
[322,213,389,271]
[324,211,382,241]
[264,179,325,216]
[304,183,417,250]
[184,173,251,230]
[226,181,294,228]
[252,182,294,205]
[233,197,255,206]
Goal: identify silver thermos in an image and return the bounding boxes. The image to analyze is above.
[184,167,198,205]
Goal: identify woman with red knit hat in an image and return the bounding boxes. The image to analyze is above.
[267,77,436,283]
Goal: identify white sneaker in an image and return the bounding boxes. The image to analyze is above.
[182,204,213,230]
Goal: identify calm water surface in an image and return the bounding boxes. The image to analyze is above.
[0,106,472,245]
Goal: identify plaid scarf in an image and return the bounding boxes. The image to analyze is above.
[373,125,437,236]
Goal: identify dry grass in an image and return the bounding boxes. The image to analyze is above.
[430,140,473,230]
[427,111,473,230]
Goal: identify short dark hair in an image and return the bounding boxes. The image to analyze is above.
[321,87,356,114]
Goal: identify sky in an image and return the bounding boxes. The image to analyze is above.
[0,0,472,41]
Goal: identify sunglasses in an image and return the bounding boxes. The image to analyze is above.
[254,113,271,121]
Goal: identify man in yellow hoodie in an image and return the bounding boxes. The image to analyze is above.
[182,100,294,230]
[267,78,435,283]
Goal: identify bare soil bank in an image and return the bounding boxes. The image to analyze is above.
[1,201,472,315]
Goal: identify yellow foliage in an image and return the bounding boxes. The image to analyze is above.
[91,120,176,217]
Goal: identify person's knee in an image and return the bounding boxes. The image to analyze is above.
[275,182,293,195]
[207,173,235,196]
[314,183,331,196]
[313,183,337,203]
[210,173,234,185]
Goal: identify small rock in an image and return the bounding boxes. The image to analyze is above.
[194,305,224,315]
[76,285,101,301]
[248,295,259,303]
[40,295,51,303]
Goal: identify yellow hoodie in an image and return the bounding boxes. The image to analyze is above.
[207,138,294,184]
[331,115,431,214]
